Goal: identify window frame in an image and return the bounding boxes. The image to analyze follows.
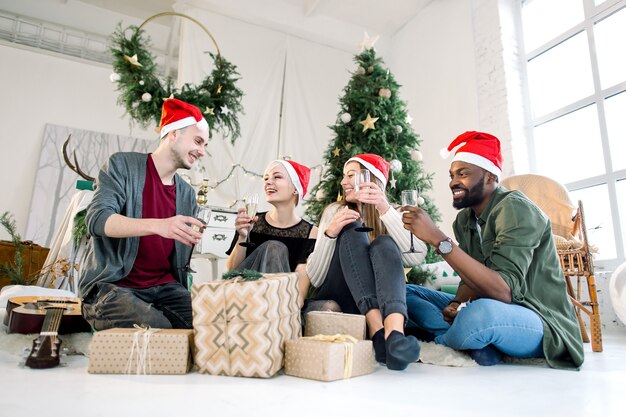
[521,0,626,272]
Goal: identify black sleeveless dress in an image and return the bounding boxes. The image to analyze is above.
[226,212,316,271]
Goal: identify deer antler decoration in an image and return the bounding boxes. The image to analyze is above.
[62,135,95,182]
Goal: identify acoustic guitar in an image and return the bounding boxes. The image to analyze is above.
[5,297,91,369]
[6,296,91,335]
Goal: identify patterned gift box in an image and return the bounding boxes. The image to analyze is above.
[284,335,375,382]
[305,311,366,340]
[192,272,301,378]
[87,327,193,374]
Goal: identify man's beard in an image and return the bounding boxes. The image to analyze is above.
[172,148,193,170]
[452,179,485,210]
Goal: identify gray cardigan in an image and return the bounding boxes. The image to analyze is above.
[78,152,197,298]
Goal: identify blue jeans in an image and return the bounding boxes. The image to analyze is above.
[406,285,545,358]
[314,222,408,320]
[82,281,192,330]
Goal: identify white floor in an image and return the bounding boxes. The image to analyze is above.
[1,327,625,417]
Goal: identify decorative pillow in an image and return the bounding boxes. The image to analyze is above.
[420,261,461,290]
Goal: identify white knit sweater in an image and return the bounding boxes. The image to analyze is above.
[305,203,427,288]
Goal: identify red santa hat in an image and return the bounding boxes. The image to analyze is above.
[345,153,390,185]
[269,159,311,205]
[159,98,209,139]
[441,131,503,178]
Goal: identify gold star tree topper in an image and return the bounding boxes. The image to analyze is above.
[123,54,142,67]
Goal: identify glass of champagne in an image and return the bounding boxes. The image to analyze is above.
[183,206,211,274]
[401,189,421,253]
[354,169,374,232]
[239,193,259,248]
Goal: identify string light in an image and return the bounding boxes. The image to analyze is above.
[187,161,327,208]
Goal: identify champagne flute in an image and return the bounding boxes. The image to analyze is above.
[354,169,374,232]
[401,189,421,253]
[183,206,211,274]
[239,193,259,248]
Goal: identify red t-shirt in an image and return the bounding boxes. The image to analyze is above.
[117,155,177,289]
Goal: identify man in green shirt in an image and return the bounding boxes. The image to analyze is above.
[402,131,584,370]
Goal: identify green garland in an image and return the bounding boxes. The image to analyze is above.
[222,269,263,281]
[109,23,244,144]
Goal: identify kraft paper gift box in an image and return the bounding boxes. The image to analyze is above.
[192,272,301,378]
[284,335,375,382]
[304,311,366,340]
[88,327,193,375]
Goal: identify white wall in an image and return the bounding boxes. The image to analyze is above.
[0,0,178,241]
[390,0,479,238]
[0,44,154,241]
[390,0,527,238]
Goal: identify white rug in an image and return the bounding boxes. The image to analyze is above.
[0,310,92,359]
[418,341,478,367]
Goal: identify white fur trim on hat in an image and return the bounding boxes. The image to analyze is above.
[270,160,304,206]
[453,152,502,178]
[160,116,209,139]
[346,157,386,185]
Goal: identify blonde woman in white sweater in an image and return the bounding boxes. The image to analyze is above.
[303,154,426,370]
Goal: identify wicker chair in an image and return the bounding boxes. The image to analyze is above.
[500,174,602,352]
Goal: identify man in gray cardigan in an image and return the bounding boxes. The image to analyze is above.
[79,98,208,330]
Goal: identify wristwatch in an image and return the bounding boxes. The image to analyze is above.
[435,237,453,255]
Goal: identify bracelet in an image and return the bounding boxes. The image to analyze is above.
[324,231,337,239]
[447,299,462,306]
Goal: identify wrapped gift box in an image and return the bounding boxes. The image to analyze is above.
[305,311,366,340]
[88,328,193,375]
[284,335,375,382]
[192,272,301,378]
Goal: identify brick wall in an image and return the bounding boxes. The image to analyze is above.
[471,0,532,177]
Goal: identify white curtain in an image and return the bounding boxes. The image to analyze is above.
[175,3,353,214]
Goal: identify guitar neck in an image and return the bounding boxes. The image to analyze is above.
[40,307,63,336]
[25,307,65,369]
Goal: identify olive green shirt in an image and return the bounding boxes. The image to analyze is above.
[453,187,584,370]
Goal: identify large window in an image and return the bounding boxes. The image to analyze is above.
[521,0,626,270]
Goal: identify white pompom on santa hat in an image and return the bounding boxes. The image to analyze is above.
[440,131,503,178]
[159,98,209,139]
[345,153,390,186]
[269,159,311,205]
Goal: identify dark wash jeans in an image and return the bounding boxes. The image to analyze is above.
[82,281,192,331]
[314,221,408,320]
[236,240,291,273]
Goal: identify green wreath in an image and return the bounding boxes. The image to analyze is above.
[109,13,244,144]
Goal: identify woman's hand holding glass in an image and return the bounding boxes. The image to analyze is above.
[355,180,390,214]
[325,206,361,238]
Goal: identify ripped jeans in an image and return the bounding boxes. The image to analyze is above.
[82,281,192,331]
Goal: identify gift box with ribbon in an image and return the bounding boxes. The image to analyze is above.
[304,311,366,340]
[192,272,301,378]
[87,326,193,375]
[284,334,375,382]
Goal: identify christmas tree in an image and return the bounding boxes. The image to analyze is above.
[305,34,441,266]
